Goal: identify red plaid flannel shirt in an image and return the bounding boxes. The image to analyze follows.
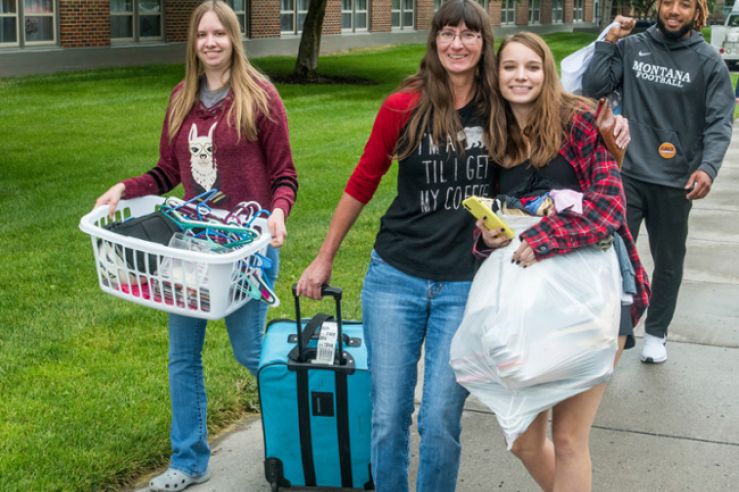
[474,109,650,325]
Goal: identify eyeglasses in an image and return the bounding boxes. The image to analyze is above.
[437,29,481,46]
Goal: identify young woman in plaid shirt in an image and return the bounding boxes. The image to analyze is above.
[476,32,650,491]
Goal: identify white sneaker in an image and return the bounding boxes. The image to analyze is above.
[640,334,667,364]
[149,468,211,491]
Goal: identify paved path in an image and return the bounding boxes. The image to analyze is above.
[133,123,739,492]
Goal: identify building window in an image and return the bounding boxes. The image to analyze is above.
[1,0,57,47]
[573,0,583,23]
[110,0,162,41]
[280,0,308,34]
[552,0,563,23]
[434,0,442,10]
[227,0,247,37]
[500,0,515,25]
[528,0,540,25]
[391,0,414,30]
[474,0,488,10]
[0,0,18,46]
[342,0,368,32]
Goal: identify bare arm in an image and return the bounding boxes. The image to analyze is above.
[296,192,366,299]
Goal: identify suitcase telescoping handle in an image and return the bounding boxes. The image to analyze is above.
[291,284,344,364]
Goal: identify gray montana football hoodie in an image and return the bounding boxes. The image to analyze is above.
[582,26,734,188]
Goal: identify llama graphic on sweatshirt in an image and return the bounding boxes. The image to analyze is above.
[189,122,218,190]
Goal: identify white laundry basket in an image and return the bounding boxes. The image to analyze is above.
[79,195,272,320]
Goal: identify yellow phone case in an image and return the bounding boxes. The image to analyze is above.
[462,196,515,239]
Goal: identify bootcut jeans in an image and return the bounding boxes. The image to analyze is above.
[361,249,470,492]
[166,246,279,477]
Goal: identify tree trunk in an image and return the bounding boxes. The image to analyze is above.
[293,0,329,81]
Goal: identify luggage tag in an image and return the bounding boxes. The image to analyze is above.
[312,321,339,365]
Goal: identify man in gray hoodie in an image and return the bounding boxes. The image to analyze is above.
[583,0,734,364]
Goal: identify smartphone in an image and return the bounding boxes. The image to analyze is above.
[462,196,515,239]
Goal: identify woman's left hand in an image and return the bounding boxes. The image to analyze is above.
[613,115,630,149]
[511,240,538,268]
[267,208,286,247]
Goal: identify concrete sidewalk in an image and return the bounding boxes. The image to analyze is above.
[134,123,739,492]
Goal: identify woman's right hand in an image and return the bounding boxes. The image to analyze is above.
[95,183,126,217]
[477,218,512,249]
[296,255,333,300]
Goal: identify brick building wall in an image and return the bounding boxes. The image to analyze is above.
[371,0,392,32]
[17,0,602,52]
[516,0,529,25]
[541,0,552,24]
[416,0,435,31]
[489,1,501,26]
[164,0,200,42]
[251,0,281,38]
[59,0,110,48]
[323,0,342,34]
[488,0,503,26]
[584,0,593,23]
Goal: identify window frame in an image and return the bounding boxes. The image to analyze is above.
[341,0,368,33]
[573,0,584,23]
[0,0,58,48]
[0,0,19,47]
[280,0,308,35]
[552,0,563,24]
[391,0,415,31]
[528,0,540,25]
[500,0,515,25]
[110,0,163,43]
[22,0,56,46]
[227,0,248,38]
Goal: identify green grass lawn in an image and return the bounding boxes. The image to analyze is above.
[0,42,435,491]
[1,32,735,490]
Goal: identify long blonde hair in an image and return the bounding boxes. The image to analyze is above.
[490,32,593,168]
[396,0,501,160]
[167,0,270,143]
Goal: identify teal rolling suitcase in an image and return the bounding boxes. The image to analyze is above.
[258,285,374,491]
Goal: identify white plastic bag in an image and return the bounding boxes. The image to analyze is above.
[450,215,621,448]
[560,21,619,93]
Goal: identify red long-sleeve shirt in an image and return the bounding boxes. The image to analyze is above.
[346,90,495,281]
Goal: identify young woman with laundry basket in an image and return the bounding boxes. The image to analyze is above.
[95,1,297,490]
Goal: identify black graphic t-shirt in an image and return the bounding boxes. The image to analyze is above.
[374,103,492,281]
[497,154,580,197]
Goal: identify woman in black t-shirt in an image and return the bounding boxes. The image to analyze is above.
[297,2,504,490]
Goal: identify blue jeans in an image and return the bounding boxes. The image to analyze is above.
[166,247,279,477]
[361,250,470,492]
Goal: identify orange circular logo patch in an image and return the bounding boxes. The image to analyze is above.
[658,142,676,159]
